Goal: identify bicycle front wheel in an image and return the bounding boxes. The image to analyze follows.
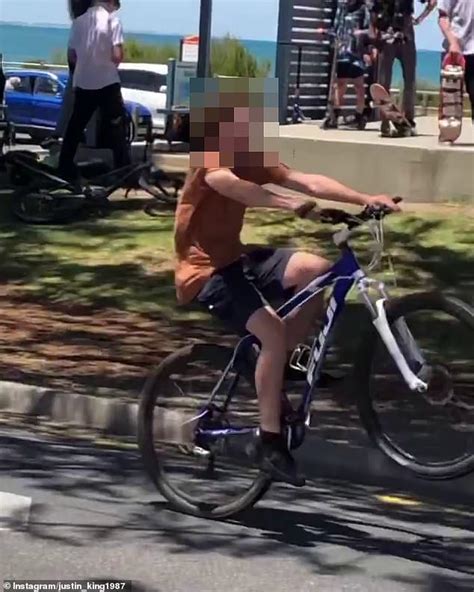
[355,292,474,479]
[138,343,271,519]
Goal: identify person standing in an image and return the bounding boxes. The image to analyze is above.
[325,0,374,130]
[44,1,93,148]
[372,0,437,137]
[438,0,474,122]
[58,0,130,180]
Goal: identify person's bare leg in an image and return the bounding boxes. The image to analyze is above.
[336,80,348,109]
[282,252,332,351]
[246,306,287,433]
[354,77,365,114]
[246,305,305,486]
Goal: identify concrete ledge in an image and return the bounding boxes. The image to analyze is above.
[279,117,474,203]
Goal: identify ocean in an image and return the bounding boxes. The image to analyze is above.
[0,22,441,87]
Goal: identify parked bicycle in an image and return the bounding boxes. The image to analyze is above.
[3,126,183,224]
[138,198,473,519]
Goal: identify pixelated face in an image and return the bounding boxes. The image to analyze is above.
[189,77,279,168]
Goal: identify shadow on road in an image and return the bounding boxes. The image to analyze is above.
[1,429,473,587]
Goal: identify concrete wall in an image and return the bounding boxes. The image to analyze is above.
[278,123,474,203]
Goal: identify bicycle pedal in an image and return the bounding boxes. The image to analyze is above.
[289,344,311,372]
[191,445,212,458]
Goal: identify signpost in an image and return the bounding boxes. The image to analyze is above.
[197,0,212,78]
[180,35,199,63]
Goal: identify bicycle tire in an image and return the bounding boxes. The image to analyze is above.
[11,188,86,224]
[138,343,272,519]
[354,291,474,479]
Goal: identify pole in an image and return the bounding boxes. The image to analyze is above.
[197,0,212,78]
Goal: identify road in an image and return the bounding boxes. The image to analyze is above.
[0,428,473,592]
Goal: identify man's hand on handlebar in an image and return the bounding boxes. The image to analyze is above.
[363,195,402,212]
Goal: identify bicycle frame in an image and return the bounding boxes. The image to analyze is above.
[196,242,428,442]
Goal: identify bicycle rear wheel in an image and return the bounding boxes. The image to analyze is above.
[355,292,474,479]
[138,343,271,519]
[11,188,86,224]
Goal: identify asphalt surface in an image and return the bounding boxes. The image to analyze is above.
[0,427,473,592]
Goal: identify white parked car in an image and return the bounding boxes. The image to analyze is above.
[118,63,168,135]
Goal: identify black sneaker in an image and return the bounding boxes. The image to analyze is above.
[323,116,338,129]
[354,112,367,130]
[260,436,306,487]
[381,120,392,137]
[407,119,417,137]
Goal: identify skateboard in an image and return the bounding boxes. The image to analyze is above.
[438,52,465,144]
[370,83,412,137]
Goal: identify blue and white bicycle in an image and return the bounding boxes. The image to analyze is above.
[138,200,473,519]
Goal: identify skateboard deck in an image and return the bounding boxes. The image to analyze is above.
[370,83,411,137]
[438,53,465,144]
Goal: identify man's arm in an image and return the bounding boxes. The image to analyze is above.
[205,168,315,214]
[438,1,462,53]
[110,16,125,65]
[414,0,437,26]
[67,22,78,67]
[281,168,400,210]
[205,168,399,218]
[67,48,77,66]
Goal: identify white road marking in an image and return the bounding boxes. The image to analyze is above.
[0,491,32,531]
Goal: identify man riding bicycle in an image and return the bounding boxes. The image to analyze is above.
[174,78,400,487]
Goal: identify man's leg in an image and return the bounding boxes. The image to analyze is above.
[98,83,131,170]
[280,251,331,351]
[246,307,288,434]
[464,54,474,122]
[353,76,368,129]
[246,306,305,486]
[400,38,417,128]
[58,88,98,178]
[354,76,366,115]
[55,76,74,139]
[196,258,305,486]
[377,43,395,135]
[335,79,348,109]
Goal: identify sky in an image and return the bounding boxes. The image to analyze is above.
[0,0,443,50]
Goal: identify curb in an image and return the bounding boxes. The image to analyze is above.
[0,380,472,499]
[0,381,138,436]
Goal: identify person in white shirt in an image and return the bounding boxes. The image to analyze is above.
[438,0,474,121]
[51,1,92,143]
[58,0,130,179]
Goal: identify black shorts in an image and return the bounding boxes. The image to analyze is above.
[337,52,365,80]
[196,248,296,335]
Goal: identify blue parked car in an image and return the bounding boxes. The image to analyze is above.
[4,69,152,143]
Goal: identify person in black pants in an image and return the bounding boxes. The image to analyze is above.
[58,0,130,180]
[438,0,474,122]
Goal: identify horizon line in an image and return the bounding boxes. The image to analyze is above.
[0,20,441,52]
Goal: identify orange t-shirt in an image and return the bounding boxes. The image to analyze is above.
[174,164,290,304]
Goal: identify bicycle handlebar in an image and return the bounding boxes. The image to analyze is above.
[319,196,403,229]
[318,196,403,251]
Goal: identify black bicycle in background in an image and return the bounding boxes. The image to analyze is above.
[2,125,183,224]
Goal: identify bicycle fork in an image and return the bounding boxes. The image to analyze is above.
[358,279,428,393]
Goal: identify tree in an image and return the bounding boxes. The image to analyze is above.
[211,35,271,78]
[49,35,271,77]
[123,39,178,63]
